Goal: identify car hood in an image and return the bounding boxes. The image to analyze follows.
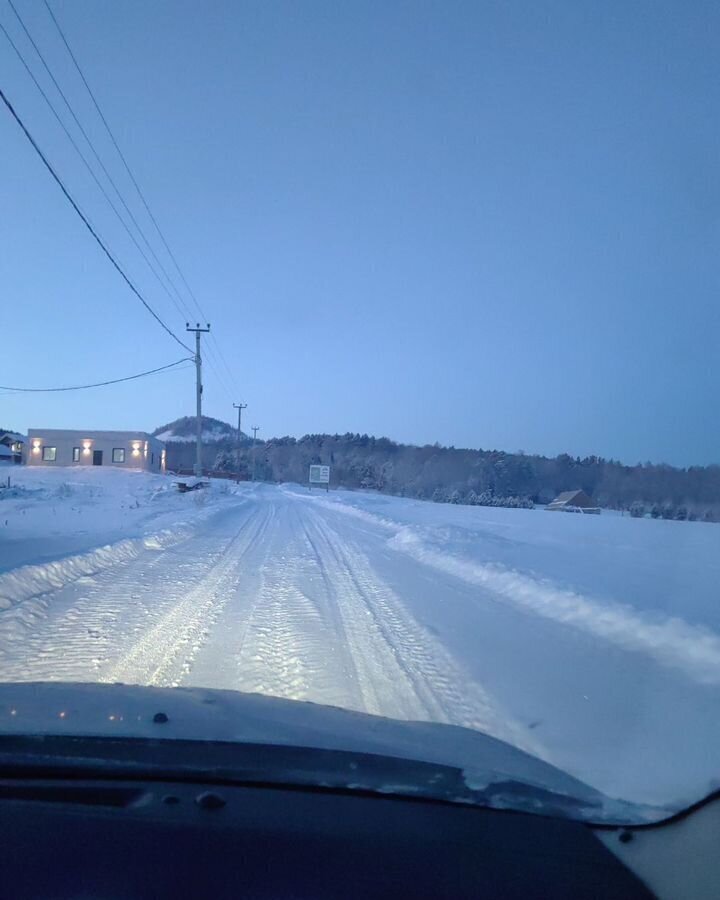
[0,681,664,823]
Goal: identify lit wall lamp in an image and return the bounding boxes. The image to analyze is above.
[32,440,41,455]
[83,441,92,455]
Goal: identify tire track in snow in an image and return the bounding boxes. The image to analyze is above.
[100,506,274,687]
[300,513,423,719]
[182,502,282,692]
[304,506,539,752]
[0,528,214,682]
[1,486,536,756]
[229,504,366,711]
[296,512,367,707]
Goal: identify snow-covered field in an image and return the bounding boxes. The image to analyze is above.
[0,467,241,573]
[0,468,718,812]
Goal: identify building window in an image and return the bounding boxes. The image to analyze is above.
[72,447,80,462]
[112,448,126,463]
[151,452,154,464]
[42,446,57,462]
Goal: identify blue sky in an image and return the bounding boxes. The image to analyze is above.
[2,0,718,465]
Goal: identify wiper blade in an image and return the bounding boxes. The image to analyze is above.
[0,733,604,819]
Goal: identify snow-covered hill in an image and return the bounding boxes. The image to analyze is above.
[153,415,238,444]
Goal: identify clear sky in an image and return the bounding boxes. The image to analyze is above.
[2,0,718,466]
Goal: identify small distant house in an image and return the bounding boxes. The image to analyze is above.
[26,430,166,473]
[0,432,25,465]
[546,489,601,514]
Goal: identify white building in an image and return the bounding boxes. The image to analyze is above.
[26,429,166,472]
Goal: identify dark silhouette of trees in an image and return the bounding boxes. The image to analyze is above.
[155,418,720,521]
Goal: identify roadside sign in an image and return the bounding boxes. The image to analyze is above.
[309,465,330,486]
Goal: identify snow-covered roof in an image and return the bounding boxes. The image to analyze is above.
[0,432,26,444]
[27,429,162,444]
[551,489,588,503]
[547,489,596,509]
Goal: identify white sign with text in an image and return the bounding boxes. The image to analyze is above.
[309,465,330,484]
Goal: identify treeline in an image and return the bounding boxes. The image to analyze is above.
[157,421,720,520]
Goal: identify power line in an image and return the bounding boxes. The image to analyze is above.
[208,334,240,398]
[0,13,232,397]
[2,17,234,403]
[0,357,192,392]
[42,0,204,317]
[0,85,193,354]
[42,0,240,397]
[1,8,199,330]
[6,1,235,399]
[5,0,245,411]
[0,20,194,332]
[7,0,191,321]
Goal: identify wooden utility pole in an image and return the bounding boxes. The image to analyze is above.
[233,402,247,482]
[251,425,259,482]
[186,323,210,477]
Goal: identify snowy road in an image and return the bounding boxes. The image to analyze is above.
[0,487,530,752]
[1,480,719,806]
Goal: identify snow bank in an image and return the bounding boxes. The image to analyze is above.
[0,469,257,650]
[0,468,249,567]
[291,485,720,684]
[0,526,189,614]
[389,527,720,685]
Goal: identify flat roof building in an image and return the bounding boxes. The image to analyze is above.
[26,429,165,473]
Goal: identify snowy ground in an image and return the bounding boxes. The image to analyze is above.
[0,467,241,572]
[0,469,718,811]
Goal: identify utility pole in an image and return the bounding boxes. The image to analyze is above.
[186,323,210,477]
[233,402,247,482]
[251,425,259,482]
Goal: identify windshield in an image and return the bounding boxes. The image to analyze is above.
[1,0,718,824]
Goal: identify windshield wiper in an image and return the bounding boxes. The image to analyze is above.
[0,733,609,820]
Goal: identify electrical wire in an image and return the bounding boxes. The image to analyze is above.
[0,357,193,392]
[5,3,235,400]
[6,0,189,319]
[0,30,230,405]
[42,0,241,397]
[0,13,200,332]
[0,25,235,410]
[0,20,193,331]
[41,0,201,320]
[6,0,243,412]
[0,85,193,354]
[0,18,236,400]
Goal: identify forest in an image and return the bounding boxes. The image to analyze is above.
[154,417,720,521]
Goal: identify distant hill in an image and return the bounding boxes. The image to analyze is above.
[153,420,720,521]
[153,415,241,444]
